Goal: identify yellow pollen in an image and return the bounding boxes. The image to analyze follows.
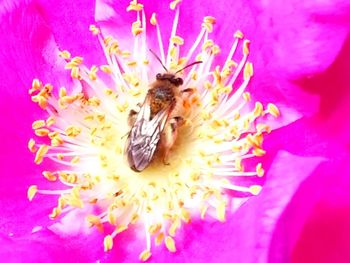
[216,201,226,222]
[243,40,250,56]
[132,21,143,36]
[127,0,144,12]
[170,0,181,10]
[65,126,82,137]
[165,236,176,252]
[253,148,266,157]
[89,65,99,81]
[234,30,244,39]
[202,16,216,32]
[249,185,262,195]
[42,171,57,181]
[34,128,50,137]
[267,103,280,117]
[104,235,113,251]
[150,13,157,25]
[100,65,112,74]
[28,138,36,152]
[70,67,80,79]
[34,145,49,164]
[256,163,264,177]
[49,207,62,219]
[139,250,152,261]
[170,36,184,46]
[27,185,37,201]
[243,92,251,102]
[243,62,254,80]
[59,50,71,60]
[155,233,164,246]
[89,24,100,35]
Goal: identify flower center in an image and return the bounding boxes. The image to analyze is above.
[27,0,279,261]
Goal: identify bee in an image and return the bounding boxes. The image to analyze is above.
[126,51,202,172]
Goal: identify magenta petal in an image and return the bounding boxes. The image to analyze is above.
[0,228,104,262]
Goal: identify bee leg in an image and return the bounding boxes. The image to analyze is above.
[181,88,195,94]
[161,116,184,165]
[127,103,142,127]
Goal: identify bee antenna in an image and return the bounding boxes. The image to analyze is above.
[175,61,203,74]
[149,49,168,72]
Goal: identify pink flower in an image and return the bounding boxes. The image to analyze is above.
[0,0,349,262]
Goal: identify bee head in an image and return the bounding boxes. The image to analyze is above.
[156,73,183,87]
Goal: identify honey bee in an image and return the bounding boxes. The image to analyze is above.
[126,51,202,172]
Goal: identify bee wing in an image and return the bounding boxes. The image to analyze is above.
[126,96,174,171]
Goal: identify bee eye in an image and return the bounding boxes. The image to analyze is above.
[156,73,162,79]
[176,78,183,86]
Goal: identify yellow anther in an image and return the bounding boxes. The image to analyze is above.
[256,163,264,177]
[202,39,214,51]
[243,40,250,56]
[216,201,226,222]
[42,171,57,181]
[180,208,191,223]
[31,78,42,92]
[253,148,266,156]
[139,250,152,261]
[103,235,113,252]
[28,138,36,152]
[204,16,216,25]
[150,13,157,25]
[234,30,244,39]
[243,62,254,80]
[89,24,100,35]
[27,185,37,201]
[200,205,208,219]
[86,215,103,231]
[65,126,82,137]
[35,128,50,137]
[170,0,181,10]
[170,36,184,46]
[127,0,143,11]
[165,236,176,252]
[32,120,46,130]
[116,225,128,234]
[155,232,164,246]
[127,60,137,67]
[169,219,180,237]
[235,159,244,174]
[49,207,62,219]
[243,92,251,102]
[51,135,64,147]
[117,101,129,112]
[211,45,221,55]
[202,16,216,33]
[71,56,84,65]
[267,103,280,117]
[57,154,64,160]
[88,97,101,106]
[149,224,161,235]
[253,102,264,117]
[58,87,67,98]
[89,65,98,81]
[132,21,143,36]
[70,156,80,164]
[256,123,271,133]
[249,185,262,195]
[71,67,80,79]
[100,65,112,74]
[35,145,49,164]
[59,50,71,59]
